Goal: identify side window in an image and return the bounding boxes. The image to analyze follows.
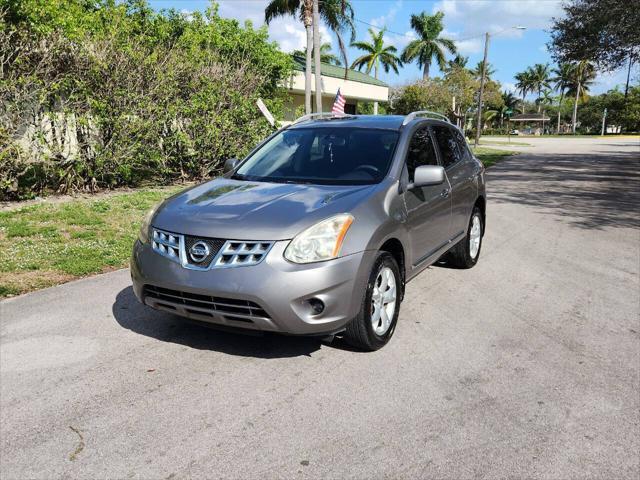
[432,126,461,168]
[453,129,472,161]
[406,126,438,181]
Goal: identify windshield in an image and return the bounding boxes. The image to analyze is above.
[234,127,399,185]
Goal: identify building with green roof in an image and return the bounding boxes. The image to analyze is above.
[283,56,389,121]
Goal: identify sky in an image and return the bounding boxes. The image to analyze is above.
[148,0,636,98]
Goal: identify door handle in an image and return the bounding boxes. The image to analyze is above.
[440,188,450,198]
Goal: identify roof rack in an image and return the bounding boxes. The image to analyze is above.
[402,110,451,126]
[292,112,357,125]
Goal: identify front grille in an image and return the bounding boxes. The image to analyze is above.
[184,235,225,268]
[143,285,271,321]
[151,228,274,270]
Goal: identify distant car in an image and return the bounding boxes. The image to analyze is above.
[510,129,520,135]
[131,112,486,350]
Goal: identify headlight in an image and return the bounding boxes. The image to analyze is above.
[284,214,354,264]
[138,203,161,244]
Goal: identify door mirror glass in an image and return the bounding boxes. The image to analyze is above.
[223,158,240,174]
[413,165,445,188]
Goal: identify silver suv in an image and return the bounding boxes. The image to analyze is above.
[131,112,486,350]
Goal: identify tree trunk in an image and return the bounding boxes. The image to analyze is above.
[373,62,379,115]
[303,2,313,115]
[556,90,564,134]
[521,93,526,113]
[624,55,633,100]
[422,62,430,80]
[312,0,322,114]
[572,81,580,135]
[537,88,542,113]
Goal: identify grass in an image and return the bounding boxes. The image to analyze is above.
[0,186,184,297]
[0,147,519,298]
[480,140,531,147]
[472,146,519,168]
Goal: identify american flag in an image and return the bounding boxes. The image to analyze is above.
[331,88,346,115]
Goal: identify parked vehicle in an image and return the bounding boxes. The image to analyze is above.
[131,112,486,350]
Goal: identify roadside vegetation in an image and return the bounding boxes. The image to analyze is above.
[472,147,518,168]
[0,186,183,297]
[1,0,292,200]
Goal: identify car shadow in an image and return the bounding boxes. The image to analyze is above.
[112,287,357,358]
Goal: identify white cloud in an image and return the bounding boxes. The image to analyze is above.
[370,0,403,29]
[385,30,416,51]
[433,0,564,44]
[442,29,482,54]
[503,82,517,93]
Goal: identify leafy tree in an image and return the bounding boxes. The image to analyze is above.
[292,42,342,65]
[549,0,640,72]
[401,11,456,79]
[572,86,639,133]
[390,80,451,115]
[1,1,293,199]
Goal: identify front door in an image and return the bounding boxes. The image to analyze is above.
[403,125,452,267]
[432,125,478,238]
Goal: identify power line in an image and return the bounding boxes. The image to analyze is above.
[353,17,525,42]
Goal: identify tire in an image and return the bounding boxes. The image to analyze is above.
[447,206,483,269]
[344,251,401,351]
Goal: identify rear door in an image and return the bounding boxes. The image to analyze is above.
[403,125,452,267]
[432,125,477,239]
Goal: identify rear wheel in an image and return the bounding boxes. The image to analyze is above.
[344,251,401,351]
[447,206,483,269]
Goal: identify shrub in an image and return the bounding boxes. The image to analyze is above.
[0,1,293,199]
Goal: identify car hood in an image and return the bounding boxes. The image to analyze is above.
[152,178,376,240]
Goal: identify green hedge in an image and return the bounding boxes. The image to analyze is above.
[0,1,293,199]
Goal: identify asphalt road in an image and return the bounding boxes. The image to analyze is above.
[1,137,639,479]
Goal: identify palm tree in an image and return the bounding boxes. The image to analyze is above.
[445,54,468,72]
[552,63,574,133]
[567,60,596,134]
[400,11,456,80]
[529,63,551,113]
[351,28,402,115]
[536,89,554,110]
[471,60,496,80]
[265,0,355,114]
[514,70,534,113]
[293,42,342,65]
[498,91,519,127]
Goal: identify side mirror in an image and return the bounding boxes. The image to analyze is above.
[223,158,240,174]
[411,165,445,188]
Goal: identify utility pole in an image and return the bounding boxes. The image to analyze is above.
[312,0,322,114]
[601,108,607,136]
[474,32,490,147]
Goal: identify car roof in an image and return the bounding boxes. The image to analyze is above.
[288,115,406,131]
[287,115,455,132]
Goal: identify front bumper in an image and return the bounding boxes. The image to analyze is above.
[130,240,374,335]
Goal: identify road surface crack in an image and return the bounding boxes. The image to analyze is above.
[68,426,85,461]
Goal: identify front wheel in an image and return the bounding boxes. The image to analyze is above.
[344,251,401,351]
[447,206,483,269]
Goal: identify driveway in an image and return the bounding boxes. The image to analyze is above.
[1,137,639,479]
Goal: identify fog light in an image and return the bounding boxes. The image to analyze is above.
[308,298,325,315]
